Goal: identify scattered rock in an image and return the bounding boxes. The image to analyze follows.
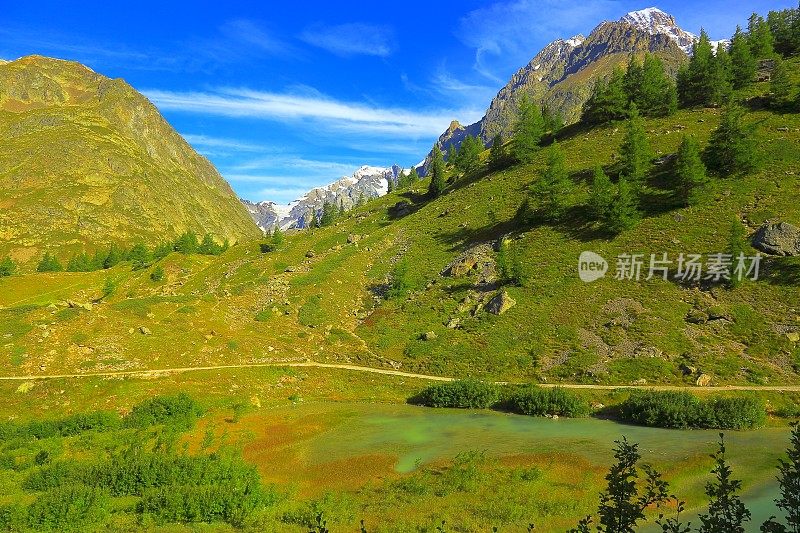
[486,290,516,315]
[139,326,152,336]
[347,234,362,244]
[679,363,697,376]
[696,373,712,387]
[752,222,800,256]
[686,309,709,324]
[422,331,437,341]
[632,378,648,385]
[674,213,685,223]
[788,332,800,343]
[391,201,412,217]
[777,127,790,132]
[305,250,315,258]
[67,300,92,311]
[446,317,461,329]
[284,266,296,273]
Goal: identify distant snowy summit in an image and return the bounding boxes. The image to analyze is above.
[620,7,728,54]
[242,164,407,231]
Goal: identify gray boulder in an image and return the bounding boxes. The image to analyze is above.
[486,290,516,315]
[752,222,800,256]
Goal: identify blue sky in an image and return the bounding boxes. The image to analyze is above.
[1,0,794,203]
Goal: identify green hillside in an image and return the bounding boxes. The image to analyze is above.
[0,56,261,267]
[1,61,798,389]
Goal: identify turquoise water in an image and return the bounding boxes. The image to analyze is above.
[308,403,790,531]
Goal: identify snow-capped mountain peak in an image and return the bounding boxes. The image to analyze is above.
[620,7,696,54]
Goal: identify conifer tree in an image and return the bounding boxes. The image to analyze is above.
[91,249,107,271]
[531,141,571,221]
[588,166,614,221]
[103,243,123,269]
[387,177,394,193]
[771,57,795,109]
[542,105,564,133]
[768,6,800,57]
[678,30,732,107]
[428,144,447,198]
[748,13,775,58]
[408,166,420,184]
[271,225,284,245]
[512,95,546,163]
[37,253,63,273]
[636,54,678,117]
[704,103,759,176]
[174,231,198,254]
[698,434,751,533]
[619,104,652,190]
[729,26,757,89]
[127,243,151,269]
[487,134,508,171]
[761,423,800,533]
[356,193,366,207]
[583,67,628,124]
[713,45,735,103]
[0,256,16,277]
[319,201,337,226]
[447,144,459,167]
[674,135,708,206]
[455,135,482,174]
[67,252,94,272]
[307,210,319,230]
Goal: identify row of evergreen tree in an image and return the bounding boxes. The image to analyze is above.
[32,231,229,274]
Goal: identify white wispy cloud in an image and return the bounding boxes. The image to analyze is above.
[145,87,482,137]
[181,134,269,153]
[457,0,619,81]
[299,22,394,57]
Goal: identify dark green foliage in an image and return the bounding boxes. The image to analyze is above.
[26,485,110,532]
[487,134,509,171]
[271,226,284,245]
[174,231,199,254]
[508,385,589,418]
[512,95,546,163]
[496,238,526,286]
[453,134,483,174]
[748,13,776,58]
[583,67,629,124]
[66,252,94,272]
[543,105,565,133]
[618,390,766,429]
[768,6,800,57]
[387,258,413,299]
[198,233,227,255]
[127,243,152,270]
[704,104,760,176]
[607,177,640,234]
[260,243,275,253]
[0,411,120,442]
[588,166,614,221]
[123,393,203,430]
[319,201,339,227]
[678,30,733,108]
[730,26,757,89]
[101,277,117,299]
[37,253,63,272]
[428,144,447,198]
[619,104,653,189]
[771,57,796,110]
[571,437,670,533]
[530,141,572,221]
[152,241,173,261]
[103,243,124,269]
[699,434,751,533]
[674,135,708,206]
[150,265,165,282]
[415,379,501,409]
[0,256,16,277]
[625,54,677,117]
[407,166,420,185]
[761,423,800,533]
[387,177,394,193]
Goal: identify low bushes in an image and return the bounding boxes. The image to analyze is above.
[618,390,766,429]
[0,411,120,442]
[508,385,590,418]
[124,392,203,430]
[414,379,500,409]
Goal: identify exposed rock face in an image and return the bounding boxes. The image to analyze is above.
[0,55,261,260]
[695,373,712,387]
[246,165,406,231]
[752,222,800,256]
[442,243,496,281]
[486,290,516,315]
[421,8,690,174]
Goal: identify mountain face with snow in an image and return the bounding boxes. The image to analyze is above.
[243,165,402,231]
[422,7,695,174]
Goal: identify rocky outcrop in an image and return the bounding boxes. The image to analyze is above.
[486,290,516,315]
[752,222,800,256]
[442,242,496,281]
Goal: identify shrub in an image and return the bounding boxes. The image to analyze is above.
[618,390,766,429]
[509,385,590,418]
[0,411,120,442]
[26,485,110,532]
[150,265,165,282]
[414,379,500,409]
[124,393,203,429]
[0,256,16,277]
[36,253,63,273]
[259,243,275,253]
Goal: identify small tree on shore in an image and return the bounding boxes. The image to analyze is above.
[761,423,800,533]
[698,433,751,533]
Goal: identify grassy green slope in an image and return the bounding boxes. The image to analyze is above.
[0,55,261,266]
[0,68,798,386]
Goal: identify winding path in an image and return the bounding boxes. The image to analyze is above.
[1,361,800,391]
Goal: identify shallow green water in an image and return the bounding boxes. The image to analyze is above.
[308,403,791,531]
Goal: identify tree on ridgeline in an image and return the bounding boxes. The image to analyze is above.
[174,231,198,255]
[624,54,677,117]
[307,209,319,230]
[747,12,776,58]
[673,135,708,207]
[698,434,751,533]
[677,30,732,107]
[512,95,546,163]
[407,166,420,185]
[729,26,757,89]
[703,103,759,176]
[319,201,338,227]
[428,144,447,198]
